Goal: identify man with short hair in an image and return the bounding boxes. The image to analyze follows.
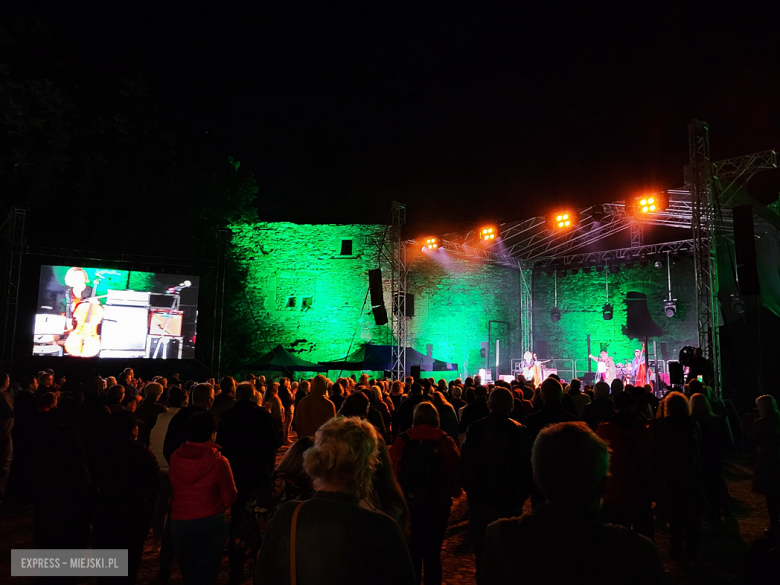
[163,383,215,463]
[394,382,427,434]
[136,383,168,444]
[483,422,664,584]
[35,371,56,401]
[524,378,579,442]
[295,375,337,438]
[450,385,466,416]
[458,386,490,440]
[582,381,615,432]
[567,378,591,418]
[211,376,237,420]
[461,387,532,583]
[218,382,281,584]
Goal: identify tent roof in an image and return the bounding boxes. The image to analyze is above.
[237,344,328,372]
[319,343,457,372]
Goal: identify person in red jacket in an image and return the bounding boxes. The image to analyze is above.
[390,402,461,585]
[169,412,237,585]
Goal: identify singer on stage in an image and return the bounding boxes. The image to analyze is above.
[589,350,616,384]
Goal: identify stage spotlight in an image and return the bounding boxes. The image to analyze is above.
[592,205,605,222]
[549,210,579,230]
[664,300,677,318]
[570,267,579,276]
[596,265,604,273]
[551,306,561,322]
[602,303,613,320]
[625,260,635,269]
[422,236,440,251]
[479,225,499,242]
[654,260,663,268]
[731,293,745,315]
[627,190,669,217]
[639,254,648,268]
[608,264,620,274]
[545,266,555,277]
[582,266,592,274]
[557,269,567,278]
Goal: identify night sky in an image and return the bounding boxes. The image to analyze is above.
[11,3,780,236]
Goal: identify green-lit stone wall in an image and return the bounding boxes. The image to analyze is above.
[229,222,390,365]
[531,256,699,379]
[406,249,521,378]
[229,222,521,378]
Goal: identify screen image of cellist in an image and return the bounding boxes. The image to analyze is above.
[33,265,200,359]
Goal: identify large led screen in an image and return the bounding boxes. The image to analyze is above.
[33,265,199,359]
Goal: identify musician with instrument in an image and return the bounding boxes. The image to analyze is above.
[632,344,647,386]
[588,350,616,384]
[62,267,104,358]
[520,351,548,386]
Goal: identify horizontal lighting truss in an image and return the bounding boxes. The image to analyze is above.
[529,239,694,268]
[424,150,776,268]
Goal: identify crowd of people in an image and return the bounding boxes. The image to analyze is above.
[1,367,779,584]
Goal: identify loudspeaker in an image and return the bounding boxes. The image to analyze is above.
[581,372,596,385]
[368,268,384,307]
[411,365,421,380]
[733,205,760,295]
[392,293,415,318]
[372,306,388,326]
[668,360,684,385]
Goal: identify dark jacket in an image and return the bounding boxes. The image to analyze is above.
[135,401,168,445]
[217,400,281,492]
[389,424,461,504]
[163,404,206,463]
[581,398,615,432]
[394,393,426,434]
[483,504,665,585]
[458,398,490,434]
[654,413,704,497]
[256,491,416,585]
[93,440,160,538]
[460,414,532,511]
[524,403,579,441]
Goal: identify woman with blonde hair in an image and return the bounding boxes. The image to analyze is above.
[753,395,780,535]
[256,417,415,584]
[263,383,285,442]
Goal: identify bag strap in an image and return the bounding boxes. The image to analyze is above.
[289,500,307,585]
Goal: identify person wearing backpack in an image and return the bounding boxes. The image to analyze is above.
[390,401,461,585]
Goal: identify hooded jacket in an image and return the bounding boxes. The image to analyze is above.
[169,441,237,520]
[295,376,337,438]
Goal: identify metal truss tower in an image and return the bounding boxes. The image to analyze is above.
[1,208,26,371]
[686,120,721,395]
[519,264,533,354]
[686,120,777,397]
[390,201,407,380]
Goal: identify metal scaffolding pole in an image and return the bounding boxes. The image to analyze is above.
[686,119,722,396]
[391,201,407,380]
[519,264,533,353]
[1,207,26,371]
[212,229,229,378]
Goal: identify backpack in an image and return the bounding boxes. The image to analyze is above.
[398,432,448,507]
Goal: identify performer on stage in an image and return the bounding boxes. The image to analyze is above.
[589,350,616,384]
[632,344,647,386]
[520,351,543,385]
